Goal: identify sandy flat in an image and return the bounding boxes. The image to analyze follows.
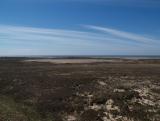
[25,59,122,64]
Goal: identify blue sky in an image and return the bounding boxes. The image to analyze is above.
[0,0,160,56]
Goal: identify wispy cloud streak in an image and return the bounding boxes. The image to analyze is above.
[0,25,159,55]
[86,25,158,43]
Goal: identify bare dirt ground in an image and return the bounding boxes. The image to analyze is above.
[0,58,160,121]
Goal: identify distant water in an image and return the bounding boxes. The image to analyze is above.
[23,55,160,60]
[97,55,160,60]
[1,55,160,60]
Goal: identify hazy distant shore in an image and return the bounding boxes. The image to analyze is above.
[1,55,160,60]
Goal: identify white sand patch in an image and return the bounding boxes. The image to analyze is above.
[103,112,133,121]
[98,81,107,86]
[89,104,103,111]
[133,88,156,106]
[138,98,155,106]
[106,99,120,112]
[67,115,76,121]
[134,88,149,97]
[114,89,125,93]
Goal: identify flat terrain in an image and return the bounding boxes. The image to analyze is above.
[25,59,123,64]
[0,58,160,121]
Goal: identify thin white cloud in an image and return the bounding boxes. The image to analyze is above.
[0,25,131,46]
[86,25,158,43]
[0,25,125,52]
[0,25,159,56]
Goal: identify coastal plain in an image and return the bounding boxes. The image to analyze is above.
[0,58,160,121]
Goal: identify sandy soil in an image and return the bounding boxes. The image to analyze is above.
[25,59,124,64]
